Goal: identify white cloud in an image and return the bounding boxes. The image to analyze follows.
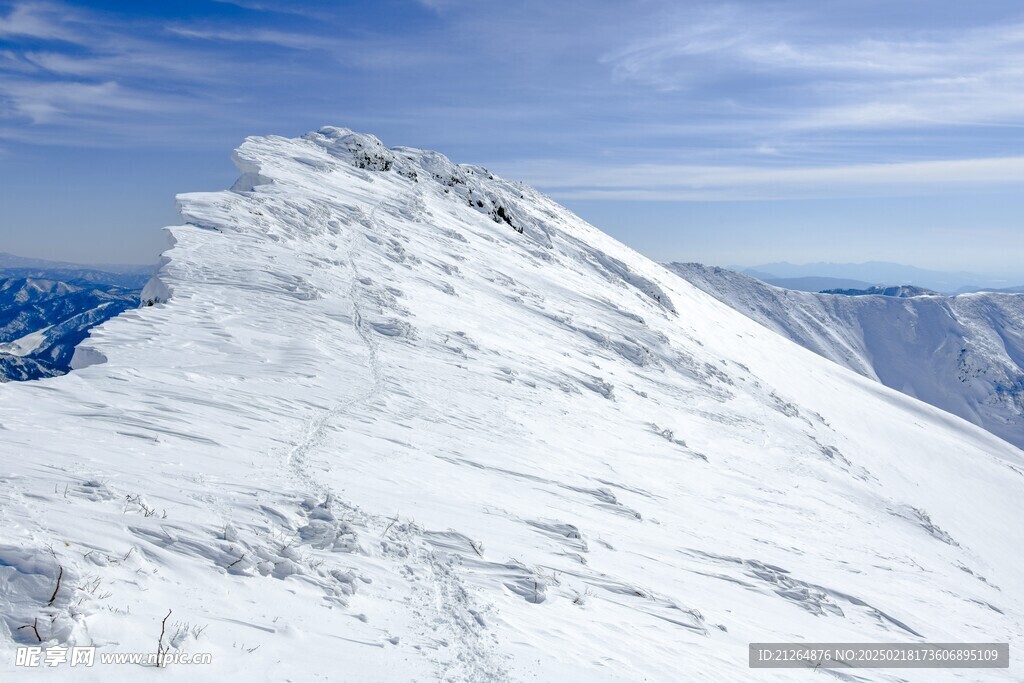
[210,0,321,16]
[166,25,333,51]
[502,156,1024,201]
[0,2,83,42]
[602,5,1024,130]
[0,79,181,124]
[415,0,461,12]
[166,24,450,69]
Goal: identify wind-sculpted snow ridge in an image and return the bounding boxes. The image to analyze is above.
[1,128,1023,681]
[669,263,1024,450]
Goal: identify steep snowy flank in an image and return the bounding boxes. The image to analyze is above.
[1,128,1023,681]
[668,263,1024,450]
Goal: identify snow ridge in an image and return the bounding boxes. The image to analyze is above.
[1,128,1023,681]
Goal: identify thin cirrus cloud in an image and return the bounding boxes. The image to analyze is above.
[602,7,1024,132]
[209,0,322,16]
[501,156,1024,201]
[165,25,337,51]
[0,1,83,41]
[1,80,172,125]
[166,24,449,70]
[0,0,456,146]
[0,4,312,143]
[2,1,1024,201]
[0,24,229,134]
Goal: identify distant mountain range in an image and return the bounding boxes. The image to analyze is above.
[734,261,1022,294]
[957,284,1024,294]
[668,262,1024,449]
[0,252,154,289]
[759,276,876,292]
[820,285,937,298]
[0,272,142,381]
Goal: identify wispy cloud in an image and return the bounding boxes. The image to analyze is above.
[0,1,84,42]
[166,25,336,51]
[502,156,1024,201]
[414,0,461,13]
[0,78,193,125]
[166,23,452,70]
[4,0,1024,197]
[603,5,1024,130]
[210,0,323,16]
[0,1,437,143]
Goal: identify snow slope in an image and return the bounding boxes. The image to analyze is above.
[668,263,1024,450]
[1,128,1023,681]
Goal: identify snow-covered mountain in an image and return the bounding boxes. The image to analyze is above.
[1,128,1022,681]
[738,261,1010,294]
[668,263,1024,451]
[0,253,154,290]
[758,275,876,293]
[0,277,139,382]
[819,285,938,298]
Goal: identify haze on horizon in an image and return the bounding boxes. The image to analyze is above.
[1,0,1023,279]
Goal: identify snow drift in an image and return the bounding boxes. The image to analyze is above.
[1,128,1022,681]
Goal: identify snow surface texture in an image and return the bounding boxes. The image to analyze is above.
[669,263,1024,450]
[1,128,1023,681]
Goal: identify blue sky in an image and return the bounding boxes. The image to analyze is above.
[1,0,1023,277]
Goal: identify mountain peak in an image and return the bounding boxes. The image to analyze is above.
[1,127,1022,680]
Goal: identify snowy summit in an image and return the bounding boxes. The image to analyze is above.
[1,127,1022,681]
